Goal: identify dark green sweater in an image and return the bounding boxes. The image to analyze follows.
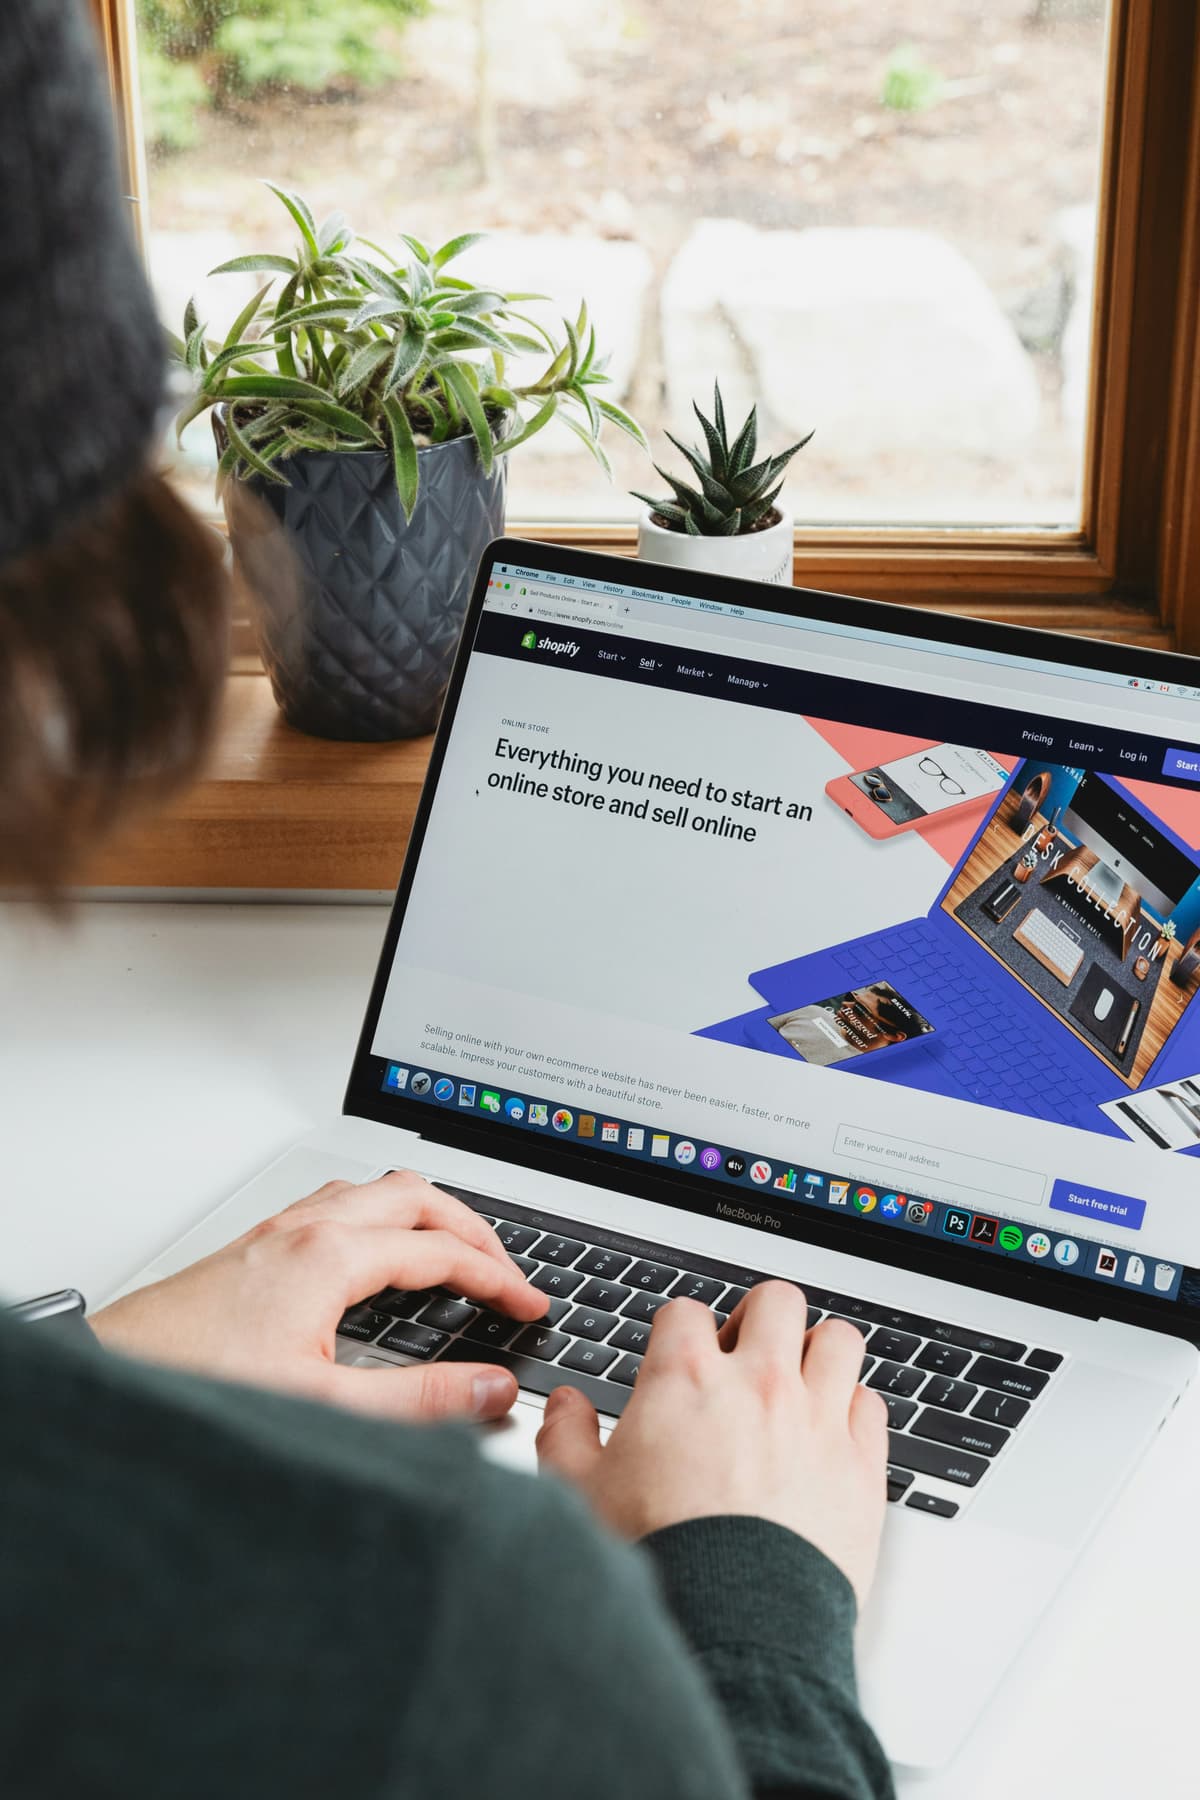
[0,1319,892,1797]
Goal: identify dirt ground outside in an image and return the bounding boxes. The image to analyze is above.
[144,0,1108,526]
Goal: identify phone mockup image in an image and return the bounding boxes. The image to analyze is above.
[767,982,935,1068]
[826,743,1008,840]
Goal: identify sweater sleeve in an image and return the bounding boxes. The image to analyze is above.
[642,1516,895,1800]
[0,1322,747,1800]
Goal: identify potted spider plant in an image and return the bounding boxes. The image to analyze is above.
[633,382,809,586]
[172,183,644,740]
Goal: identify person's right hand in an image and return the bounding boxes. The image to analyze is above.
[536,1282,888,1607]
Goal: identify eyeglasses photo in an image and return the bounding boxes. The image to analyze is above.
[917,755,966,796]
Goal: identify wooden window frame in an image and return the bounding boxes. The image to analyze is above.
[93,0,1200,651]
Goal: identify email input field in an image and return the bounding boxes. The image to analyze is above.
[833,1125,1048,1212]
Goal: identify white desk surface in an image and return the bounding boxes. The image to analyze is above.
[2,899,1196,1798]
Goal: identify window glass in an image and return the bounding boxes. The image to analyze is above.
[137,0,1109,527]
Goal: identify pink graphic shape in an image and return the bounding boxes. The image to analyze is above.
[809,718,1018,867]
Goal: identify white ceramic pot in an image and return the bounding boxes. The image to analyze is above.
[636,504,794,586]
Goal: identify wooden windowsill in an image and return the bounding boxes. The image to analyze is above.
[84,671,432,892]
[84,595,1173,894]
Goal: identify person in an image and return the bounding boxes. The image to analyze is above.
[0,6,894,1795]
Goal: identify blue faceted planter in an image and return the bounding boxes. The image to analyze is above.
[223,431,506,740]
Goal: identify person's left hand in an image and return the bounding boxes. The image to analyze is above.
[90,1170,547,1422]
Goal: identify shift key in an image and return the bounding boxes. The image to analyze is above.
[887,1430,989,1489]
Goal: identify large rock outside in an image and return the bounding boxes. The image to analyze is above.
[457,233,653,403]
[661,221,1041,459]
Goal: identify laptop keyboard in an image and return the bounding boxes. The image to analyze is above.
[338,1185,1065,1520]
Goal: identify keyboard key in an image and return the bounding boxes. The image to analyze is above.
[670,1273,727,1306]
[336,1306,391,1343]
[561,1340,619,1376]
[575,1248,632,1281]
[462,1311,521,1348]
[906,1491,959,1519]
[531,1233,587,1267]
[531,1264,585,1299]
[509,1253,539,1278]
[882,1394,918,1430]
[966,1355,1049,1401]
[440,1339,631,1419]
[495,1222,540,1255]
[915,1342,971,1379]
[920,1376,977,1414]
[511,1325,570,1362]
[609,1353,643,1387]
[868,1360,925,1398]
[1026,1348,1064,1373]
[807,1308,823,1329]
[912,1407,1009,1458]
[623,1291,671,1324]
[378,1322,449,1360]
[625,1259,680,1293]
[565,1307,621,1342]
[971,1391,1030,1428]
[886,1466,915,1502]
[827,1315,873,1337]
[369,1287,425,1318]
[860,1357,875,1382]
[416,1296,478,1333]
[887,1430,988,1488]
[576,1278,632,1313]
[542,1297,571,1326]
[611,1319,653,1355]
[718,1284,750,1313]
[866,1328,921,1363]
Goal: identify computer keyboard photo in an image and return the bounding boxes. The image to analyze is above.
[339,1184,1065,1521]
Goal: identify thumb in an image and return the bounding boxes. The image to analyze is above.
[317,1358,519,1423]
[536,1383,603,1482]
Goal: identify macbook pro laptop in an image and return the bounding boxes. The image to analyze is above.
[114,539,1200,1772]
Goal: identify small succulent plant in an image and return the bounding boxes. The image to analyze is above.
[170,182,645,519]
[633,381,811,537]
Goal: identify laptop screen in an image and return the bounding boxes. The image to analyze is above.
[348,541,1200,1334]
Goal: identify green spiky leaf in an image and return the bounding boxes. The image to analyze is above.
[264,182,319,260]
[384,395,419,521]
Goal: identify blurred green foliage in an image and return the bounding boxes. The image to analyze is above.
[881,46,943,113]
[139,44,209,150]
[137,0,427,150]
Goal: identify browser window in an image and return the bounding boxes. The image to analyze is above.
[366,554,1200,1319]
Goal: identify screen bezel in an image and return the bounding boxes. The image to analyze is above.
[343,535,1200,1345]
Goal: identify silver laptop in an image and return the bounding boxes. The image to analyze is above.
[117,539,1200,1772]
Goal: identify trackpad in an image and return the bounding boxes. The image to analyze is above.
[480,1396,613,1471]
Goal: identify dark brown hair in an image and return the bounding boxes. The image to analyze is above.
[0,470,231,895]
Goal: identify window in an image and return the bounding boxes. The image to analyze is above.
[92,0,1200,639]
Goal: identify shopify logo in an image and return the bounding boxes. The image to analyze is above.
[521,632,580,659]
